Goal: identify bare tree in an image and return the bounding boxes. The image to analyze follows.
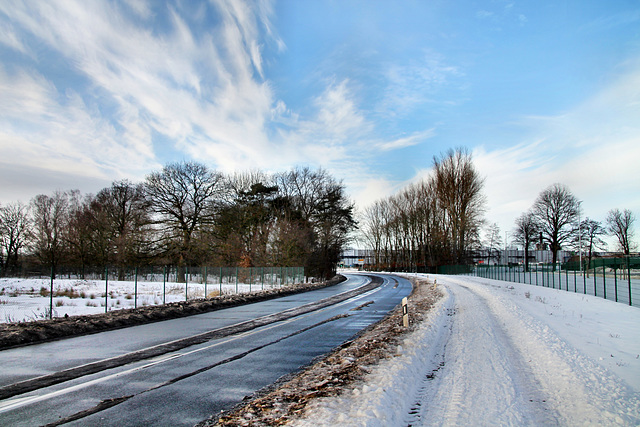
[606,208,636,255]
[144,161,224,279]
[432,148,486,264]
[274,167,356,278]
[29,191,70,275]
[575,218,607,274]
[484,222,502,265]
[94,180,152,277]
[64,191,98,275]
[532,183,580,270]
[513,211,538,272]
[0,202,30,274]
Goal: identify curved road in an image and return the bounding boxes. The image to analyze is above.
[0,273,411,426]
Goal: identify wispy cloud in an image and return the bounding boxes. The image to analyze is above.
[380,52,461,116]
[375,129,435,151]
[0,0,282,181]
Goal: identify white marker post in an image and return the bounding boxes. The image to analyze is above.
[402,297,409,327]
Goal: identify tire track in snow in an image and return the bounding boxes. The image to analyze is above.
[411,281,561,426]
[402,304,452,426]
[446,276,640,425]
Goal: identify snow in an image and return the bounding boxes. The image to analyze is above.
[291,274,640,426]
[0,277,282,323]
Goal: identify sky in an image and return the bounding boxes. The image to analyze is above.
[1,0,639,247]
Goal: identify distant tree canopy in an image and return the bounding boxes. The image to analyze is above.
[360,147,486,270]
[606,208,637,256]
[532,183,581,270]
[1,162,355,280]
[513,186,637,266]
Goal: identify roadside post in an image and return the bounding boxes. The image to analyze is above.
[402,297,409,327]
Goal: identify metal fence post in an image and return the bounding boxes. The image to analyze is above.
[603,261,607,300]
[235,266,238,294]
[105,266,109,313]
[614,258,618,303]
[163,266,166,305]
[219,267,223,296]
[204,266,207,299]
[50,265,54,319]
[134,266,138,309]
[185,266,189,302]
[627,256,632,306]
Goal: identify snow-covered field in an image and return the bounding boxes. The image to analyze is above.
[292,274,640,426]
[0,277,283,323]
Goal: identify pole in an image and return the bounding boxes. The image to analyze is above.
[50,265,54,319]
[134,266,138,309]
[628,256,632,306]
[402,297,409,327]
[602,260,606,300]
[163,266,166,305]
[614,258,618,303]
[105,266,109,313]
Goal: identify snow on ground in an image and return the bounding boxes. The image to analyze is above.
[0,277,281,323]
[291,274,640,426]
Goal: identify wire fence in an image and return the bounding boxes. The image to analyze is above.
[0,265,306,323]
[439,257,640,307]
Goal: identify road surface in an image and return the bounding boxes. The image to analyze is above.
[0,273,411,426]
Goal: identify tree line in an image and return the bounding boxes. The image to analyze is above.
[359,148,636,272]
[0,163,356,280]
[510,183,636,271]
[359,148,486,271]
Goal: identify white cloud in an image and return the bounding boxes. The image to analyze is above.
[473,59,640,238]
[376,129,435,151]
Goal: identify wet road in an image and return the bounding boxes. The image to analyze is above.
[0,273,411,426]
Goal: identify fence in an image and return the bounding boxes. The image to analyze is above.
[449,257,639,307]
[0,265,306,323]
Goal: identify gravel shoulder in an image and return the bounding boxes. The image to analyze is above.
[198,275,442,427]
[0,276,345,350]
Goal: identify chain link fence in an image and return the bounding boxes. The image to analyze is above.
[0,265,306,323]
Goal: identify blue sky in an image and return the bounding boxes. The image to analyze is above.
[1,0,639,244]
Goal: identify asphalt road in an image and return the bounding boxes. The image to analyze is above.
[0,273,411,426]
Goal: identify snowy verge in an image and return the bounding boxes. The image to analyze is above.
[290,283,453,427]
